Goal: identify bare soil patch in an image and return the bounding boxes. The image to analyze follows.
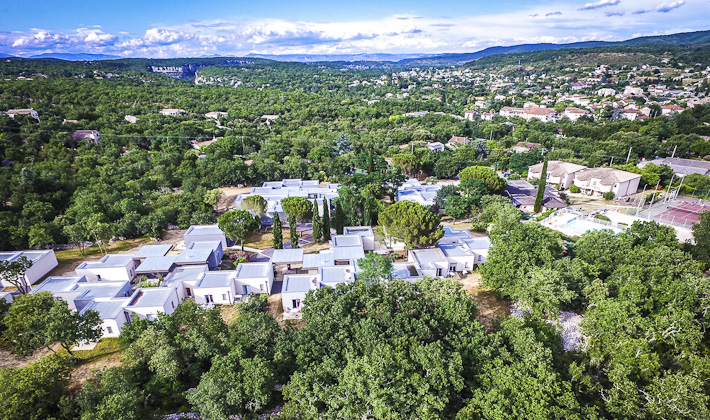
[217,186,253,214]
[0,343,60,369]
[458,272,511,330]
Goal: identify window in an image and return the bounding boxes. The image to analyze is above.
[292,299,301,309]
[222,294,227,301]
[478,255,482,262]
[206,295,213,303]
[243,285,248,294]
[171,301,175,309]
[260,284,264,291]
[186,287,192,297]
[107,327,113,334]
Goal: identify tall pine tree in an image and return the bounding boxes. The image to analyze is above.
[312,200,321,243]
[272,212,283,249]
[288,215,299,248]
[334,200,345,235]
[322,199,331,241]
[533,158,548,213]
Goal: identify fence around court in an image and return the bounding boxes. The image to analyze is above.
[631,199,709,229]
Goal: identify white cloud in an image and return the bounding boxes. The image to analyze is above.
[0,0,707,57]
[579,0,621,11]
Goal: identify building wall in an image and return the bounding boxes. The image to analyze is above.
[76,265,135,282]
[194,285,236,305]
[282,291,308,312]
[25,252,58,285]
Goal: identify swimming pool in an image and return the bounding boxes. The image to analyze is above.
[561,218,622,235]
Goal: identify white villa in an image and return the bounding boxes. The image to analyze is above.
[0,250,58,291]
[396,179,442,207]
[573,167,641,198]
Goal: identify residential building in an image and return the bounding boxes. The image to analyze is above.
[193,272,237,305]
[159,108,187,116]
[464,110,475,121]
[80,298,132,338]
[343,226,376,251]
[75,254,136,282]
[282,274,319,313]
[0,250,58,291]
[564,107,592,122]
[390,262,423,282]
[438,243,477,272]
[272,248,304,271]
[175,247,214,267]
[506,180,567,212]
[4,108,40,122]
[234,262,274,295]
[30,276,88,310]
[135,256,177,278]
[124,115,138,124]
[573,167,641,198]
[426,142,445,152]
[124,288,180,320]
[512,142,542,154]
[408,248,449,277]
[71,130,100,145]
[438,225,473,245]
[161,264,209,300]
[132,244,173,261]
[527,160,588,189]
[319,265,356,288]
[302,253,336,272]
[184,225,229,248]
[205,111,228,119]
[186,241,223,268]
[447,136,470,148]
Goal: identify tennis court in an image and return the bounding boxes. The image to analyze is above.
[654,202,706,226]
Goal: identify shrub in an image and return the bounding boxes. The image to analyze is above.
[602,192,615,201]
[569,184,580,193]
[594,214,611,222]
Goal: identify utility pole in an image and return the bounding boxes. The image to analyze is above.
[626,147,633,164]
[647,180,661,220]
[610,156,614,166]
[675,175,685,200]
[671,144,677,158]
[664,174,675,203]
[636,183,647,215]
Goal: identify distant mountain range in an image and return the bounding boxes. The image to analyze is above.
[27,53,120,61]
[246,53,430,63]
[0,53,14,58]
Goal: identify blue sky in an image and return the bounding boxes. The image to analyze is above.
[0,0,707,57]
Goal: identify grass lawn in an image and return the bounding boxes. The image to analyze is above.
[70,337,124,365]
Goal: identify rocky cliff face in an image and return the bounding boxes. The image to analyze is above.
[148,60,253,79]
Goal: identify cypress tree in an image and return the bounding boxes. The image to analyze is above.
[533,158,548,213]
[322,199,331,241]
[272,212,283,249]
[334,200,345,235]
[312,199,321,243]
[288,215,299,248]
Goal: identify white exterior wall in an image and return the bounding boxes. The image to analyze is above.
[194,284,237,305]
[100,315,128,338]
[126,290,179,320]
[282,291,308,312]
[613,177,641,198]
[25,252,58,285]
[76,265,136,282]
[444,255,476,272]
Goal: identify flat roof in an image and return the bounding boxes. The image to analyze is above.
[391,262,422,279]
[411,248,447,268]
[272,248,304,264]
[343,226,375,236]
[333,246,365,262]
[161,264,209,289]
[185,225,225,237]
[234,262,270,278]
[132,244,173,259]
[302,253,335,269]
[463,237,492,250]
[175,248,213,264]
[319,265,356,284]
[136,256,177,273]
[128,288,174,307]
[31,276,86,294]
[442,226,473,240]
[81,298,130,319]
[332,235,363,247]
[76,254,134,270]
[188,241,221,250]
[195,272,235,288]
[74,281,131,301]
[0,250,54,263]
[283,274,317,293]
[438,244,474,258]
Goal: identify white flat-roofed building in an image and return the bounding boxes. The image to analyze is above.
[319,265,356,288]
[161,264,209,300]
[331,234,363,248]
[282,274,319,313]
[234,262,274,295]
[184,225,228,248]
[175,247,214,267]
[135,256,177,278]
[438,243,476,272]
[125,288,179,320]
[30,275,87,310]
[396,179,442,207]
[0,250,58,291]
[0,291,13,303]
[234,179,340,225]
[391,262,423,283]
[272,248,304,270]
[573,167,641,198]
[528,161,589,190]
[438,226,473,245]
[342,226,376,250]
[75,254,136,282]
[462,237,491,264]
[408,248,449,278]
[71,281,133,312]
[186,241,223,268]
[80,298,132,338]
[302,253,336,272]
[193,272,237,305]
[333,246,366,265]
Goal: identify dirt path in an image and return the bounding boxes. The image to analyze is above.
[217,186,253,213]
[0,344,60,369]
[458,272,511,330]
